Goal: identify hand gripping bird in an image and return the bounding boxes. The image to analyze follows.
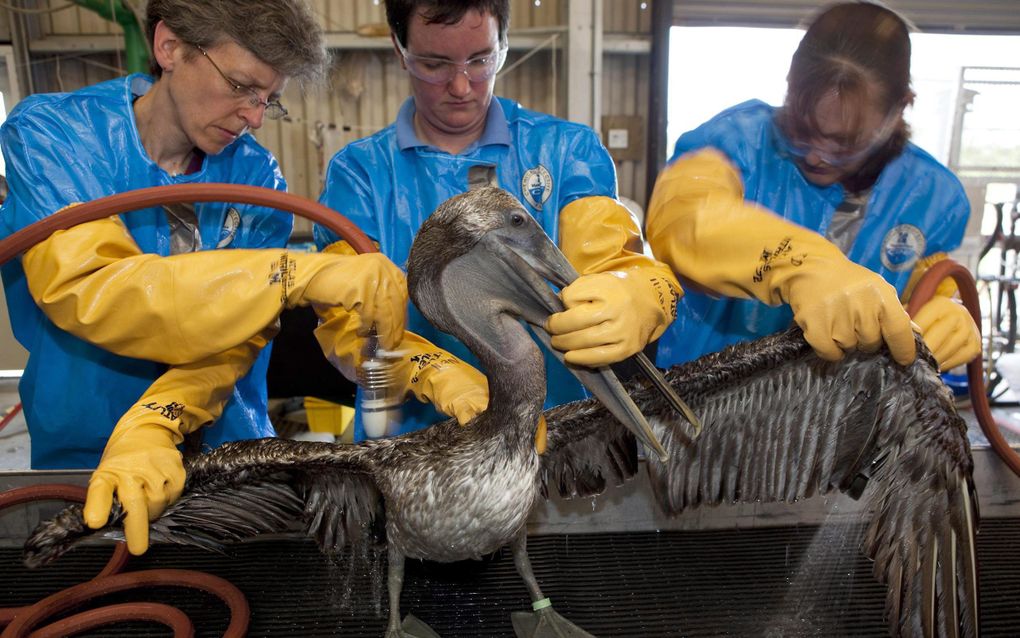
[543,325,979,638]
[25,186,676,638]
[24,187,979,638]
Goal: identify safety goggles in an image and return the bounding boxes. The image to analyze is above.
[197,45,288,120]
[395,40,507,85]
[776,108,902,168]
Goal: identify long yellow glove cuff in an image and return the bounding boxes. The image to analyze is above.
[646,149,916,365]
[22,215,407,364]
[82,328,273,555]
[549,196,681,367]
[314,241,489,426]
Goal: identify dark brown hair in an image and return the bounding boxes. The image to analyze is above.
[780,2,914,191]
[385,0,510,48]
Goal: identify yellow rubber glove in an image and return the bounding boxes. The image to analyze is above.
[22,215,406,364]
[912,296,981,370]
[83,328,273,555]
[391,332,490,424]
[549,196,681,367]
[646,149,916,366]
[314,241,489,426]
[902,252,981,370]
[903,253,961,302]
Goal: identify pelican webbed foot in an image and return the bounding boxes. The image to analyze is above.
[509,530,596,637]
[510,601,595,638]
[387,613,442,638]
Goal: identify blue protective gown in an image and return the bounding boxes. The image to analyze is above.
[655,100,970,367]
[0,74,293,469]
[317,96,618,440]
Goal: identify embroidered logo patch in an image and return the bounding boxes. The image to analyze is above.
[216,207,241,248]
[521,165,553,211]
[880,224,926,271]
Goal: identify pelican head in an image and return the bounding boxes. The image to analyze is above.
[407,186,667,457]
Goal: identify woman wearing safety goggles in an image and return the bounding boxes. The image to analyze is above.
[647,2,980,377]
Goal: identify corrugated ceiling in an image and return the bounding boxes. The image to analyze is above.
[673,1,1020,34]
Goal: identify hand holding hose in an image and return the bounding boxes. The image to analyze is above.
[912,296,982,370]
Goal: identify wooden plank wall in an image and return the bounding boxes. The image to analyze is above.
[27,2,122,95]
[21,0,654,229]
[0,9,10,42]
[603,0,653,206]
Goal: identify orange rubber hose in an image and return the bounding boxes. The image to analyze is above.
[0,485,130,627]
[0,183,377,265]
[907,259,1020,477]
[0,184,366,635]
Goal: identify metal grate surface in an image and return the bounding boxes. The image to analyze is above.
[3,520,1019,637]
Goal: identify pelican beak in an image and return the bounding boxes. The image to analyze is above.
[481,226,670,463]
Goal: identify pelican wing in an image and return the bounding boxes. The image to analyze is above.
[159,438,385,554]
[539,401,640,499]
[545,329,979,637]
[24,438,385,567]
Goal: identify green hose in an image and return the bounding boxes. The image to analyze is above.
[71,0,149,75]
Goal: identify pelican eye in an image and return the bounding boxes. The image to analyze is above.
[510,212,526,227]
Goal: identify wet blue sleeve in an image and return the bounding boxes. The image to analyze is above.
[669,102,775,169]
[670,124,715,163]
[557,127,618,207]
[667,107,768,195]
[315,149,381,250]
[926,179,970,255]
[0,111,116,234]
[231,151,292,249]
[670,111,751,171]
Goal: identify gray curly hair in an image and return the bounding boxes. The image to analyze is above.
[145,0,328,85]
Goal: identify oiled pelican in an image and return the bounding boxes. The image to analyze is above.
[25,187,673,638]
[24,187,979,637]
[544,327,980,638]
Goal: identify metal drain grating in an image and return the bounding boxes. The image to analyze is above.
[3,520,1018,637]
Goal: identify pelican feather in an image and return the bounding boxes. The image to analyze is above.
[543,327,979,637]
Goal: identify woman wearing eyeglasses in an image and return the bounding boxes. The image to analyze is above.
[316,0,681,441]
[647,2,980,373]
[0,0,411,555]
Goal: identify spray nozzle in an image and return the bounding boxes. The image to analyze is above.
[359,329,404,438]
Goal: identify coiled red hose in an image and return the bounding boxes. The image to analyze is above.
[0,183,376,262]
[2,570,248,638]
[906,258,1020,477]
[0,184,374,636]
[0,485,240,638]
[26,602,194,638]
[0,485,130,627]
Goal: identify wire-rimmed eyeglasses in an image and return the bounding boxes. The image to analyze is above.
[196,45,287,120]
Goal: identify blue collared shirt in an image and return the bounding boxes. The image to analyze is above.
[395,97,512,152]
[318,96,617,440]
